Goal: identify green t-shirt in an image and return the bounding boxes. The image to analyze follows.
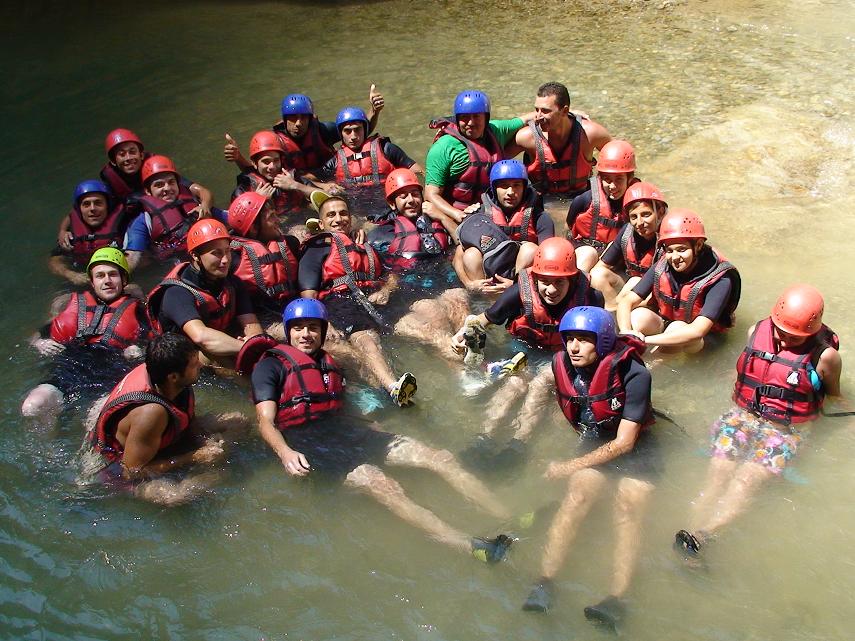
[425,118,523,187]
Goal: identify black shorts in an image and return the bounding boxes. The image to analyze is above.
[323,291,407,337]
[42,345,133,402]
[283,421,400,482]
[576,429,661,482]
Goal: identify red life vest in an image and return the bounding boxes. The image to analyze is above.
[651,247,740,332]
[147,262,236,334]
[334,135,396,188]
[482,190,540,243]
[87,363,195,465]
[66,204,127,264]
[429,118,503,209]
[306,232,383,298]
[49,291,144,350]
[552,335,651,434]
[386,215,450,264]
[234,171,302,214]
[571,176,638,250]
[230,237,298,303]
[274,118,335,171]
[99,153,151,201]
[526,117,593,196]
[507,268,595,351]
[733,317,839,425]
[134,185,199,259]
[615,223,660,278]
[262,344,344,429]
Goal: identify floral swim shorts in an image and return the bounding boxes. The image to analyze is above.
[709,406,803,474]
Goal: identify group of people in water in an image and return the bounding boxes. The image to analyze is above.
[23,80,848,630]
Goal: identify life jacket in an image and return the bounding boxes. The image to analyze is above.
[482,190,540,243]
[651,247,740,332]
[733,317,839,425]
[571,176,637,250]
[274,118,335,171]
[132,184,199,259]
[429,118,503,209]
[386,214,450,265]
[526,117,593,196]
[66,204,127,264]
[306,232,383,298]
[233,170,301,214]
[50,291,144,350]
[615,223,661,278]
[261,344,344,429]
[230,237,298,303]
[99,153,151,202]
[552,335,652,435]
[147,262,236,334]
[507,268,595,351]
[86,363,195,465]
[334,135,396,188]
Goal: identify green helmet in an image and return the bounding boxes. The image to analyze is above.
[87,247,130,279]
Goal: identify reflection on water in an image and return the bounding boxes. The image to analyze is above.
[0,1,854,639]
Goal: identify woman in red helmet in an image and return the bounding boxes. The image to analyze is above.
[674,285,843,564]
[616,208,741,354]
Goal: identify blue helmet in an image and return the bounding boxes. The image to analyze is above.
[282,298,328,344]
[335,106,369,133]
[73,180,112,207]
[281,94,314,118]
[559,306,617,357]
[489,159,528,190]
[454,90,490,119]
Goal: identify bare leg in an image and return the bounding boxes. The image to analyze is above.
[195,411,251,437]
[575,246,600,274]
[394,290,470,363]
[630,307,665,335]
[515,242,539,272]
[479,376,529,436]
[348,329,396,390]
[540,468,608,578]
[660,320,704,354]
[590,264,625,312]
[511,366,556,442]
[609,477,655,597]
[135,470,220,507]
[462,247,487,280]
[614,276,642,308]
[345,463,471,553]
[688,457,739,532]
[696,461,774,538]
[384,436,511,520]
[21,383,64,426]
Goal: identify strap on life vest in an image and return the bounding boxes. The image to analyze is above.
[339,138,382,185]
[328,234,387,327]
[76,294,136,346]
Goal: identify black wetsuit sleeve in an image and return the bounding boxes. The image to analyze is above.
[698,276,734,323]
[567,191,592,228]
[284,234,302,260]
[619,358,652,424]
[251,357,286,404]
[232,278,255,317]
[298,245,331,292]
[158,287,202,332]
[535,211,555,243]
[588,288,606,308]
[600,227,627,267]
[382,141,416,168]
[318,121,341,146]
[631,266,656,298]
[484,284,524,325]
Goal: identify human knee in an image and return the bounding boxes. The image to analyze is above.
[21,384,63,418]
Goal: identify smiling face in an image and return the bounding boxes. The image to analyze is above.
[534,94,568,133]
[340,122,366,150]
[627,201,660,240]
[563,331,599,368]
[600,172,631,200]
[663,239,703,273]
[288,318,324,354]
[535,274,571,306]
[192,238,231,280]
[89,263,125,303]
[145,172,179,201]
[111,141,144,175]
[253,152,283,181]
[254,203,281,242]
[78,193,109,227]
[392,185,423,218]
[456,112,487,140]
[318,198,353,234]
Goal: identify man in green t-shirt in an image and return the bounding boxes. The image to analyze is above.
[424,90,534,234]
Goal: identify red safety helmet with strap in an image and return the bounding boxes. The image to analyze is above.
[186,219,230,253]
[141,155,179,185]
[531,237,578,277]
[105,128,144,157]
[228,192,269,237]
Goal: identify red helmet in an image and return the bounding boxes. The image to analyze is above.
[141,155,179,185]
[622,181,667,213]
[249,131,285,160]
[186,219,230,253]
[384,168,422,202]
[104,128,143,157]
[657,208,706,245]
[531,237,578,277]
[228,192,268,236]
[770,284,824,337]
[596,140,636,174]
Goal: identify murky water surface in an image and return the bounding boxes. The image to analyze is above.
[0,1,853,639]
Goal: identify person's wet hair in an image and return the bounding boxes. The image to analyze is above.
[537,82,571,109]
[146,333,197,386]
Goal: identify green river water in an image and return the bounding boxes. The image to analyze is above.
[1,1,854,639]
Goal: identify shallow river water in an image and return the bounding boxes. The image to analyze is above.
[1,1,854,639]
